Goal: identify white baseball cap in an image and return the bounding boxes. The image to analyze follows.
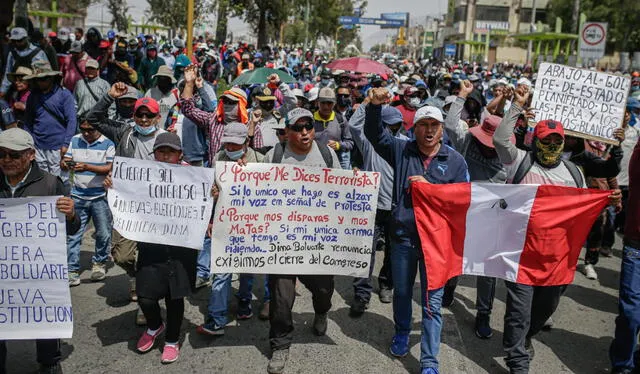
[413,106,444,125]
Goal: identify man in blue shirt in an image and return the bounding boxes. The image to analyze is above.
[62,119,115,285]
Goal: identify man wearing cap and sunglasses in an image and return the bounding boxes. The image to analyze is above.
[0,128,81,374]
[0,27,49,99]
[364,87,469,374]
[263,107,340,374]
[87,81,166,325]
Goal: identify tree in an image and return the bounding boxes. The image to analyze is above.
[107,0,129,31]
[146,0,214,30]
[229,0,291,47]
[547,0,640,52]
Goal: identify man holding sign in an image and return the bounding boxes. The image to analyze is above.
[262,107,340,374]
[0,128,80,374]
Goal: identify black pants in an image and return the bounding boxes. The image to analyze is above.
[138,297,185,343]
[586,207,616,265]
[615,186,629,231]
[503,282,566,373]
[268,274,334,351]
[353,209,393,301]
[0,339,61,373]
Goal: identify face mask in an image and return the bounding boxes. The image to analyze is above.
[117,104,134,119]
[223,104,238,122]
[157,81,172,92]
[260,101,275,112]
[337,96,351,107]
[408,97,420,107]
[534,138,564,167]
[224,148,245,160]
[630,114,638,127]
[134,125,156,136]
[631,86,639,92]
[321,79,330,85]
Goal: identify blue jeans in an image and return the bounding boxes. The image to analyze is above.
[238,274,270,302]
[610,244,640,371]
[66,196,112,272]
[207,273,232,326]
[197,237,211,278]
[391,240,444,369]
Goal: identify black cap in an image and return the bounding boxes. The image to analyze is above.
[151,132,182,152]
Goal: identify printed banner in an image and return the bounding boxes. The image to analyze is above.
[0,196,73,339]
[107,157,215,249]
[211,162,380,277]
[532,62,630,144]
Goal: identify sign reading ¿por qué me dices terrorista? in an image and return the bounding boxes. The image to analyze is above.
[211,162,380,277]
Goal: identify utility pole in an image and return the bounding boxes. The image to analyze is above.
[572,0,580,33]
[186,0,194,56]
[304,0,310,50]
[526,0,537,65]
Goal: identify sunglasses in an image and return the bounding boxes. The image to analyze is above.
[80,127,97,134]
[0,150,26,160]
[221,97,237,105]
[135,112,157,119]
[288,122,314,132]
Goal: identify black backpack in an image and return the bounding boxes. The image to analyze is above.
[271,141,334,168]
[10,47,42,72]
[512,151,584,187]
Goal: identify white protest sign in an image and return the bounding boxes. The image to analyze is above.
[531,62,630,144]
[108,157,215,249]
[211,162,380,277]
[0,196,73,340]
[579,22,607,60]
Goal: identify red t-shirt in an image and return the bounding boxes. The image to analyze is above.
[396,104,416,131]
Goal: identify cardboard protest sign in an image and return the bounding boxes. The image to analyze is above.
[108,157,215,249]
[531,62,630,144]
[211,162,380,277]
[0,196,73,340]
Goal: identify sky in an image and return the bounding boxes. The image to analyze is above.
[86,0,448,50]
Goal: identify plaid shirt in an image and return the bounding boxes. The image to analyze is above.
[180,97,263,165]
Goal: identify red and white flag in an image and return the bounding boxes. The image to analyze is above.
[411,182,611,290]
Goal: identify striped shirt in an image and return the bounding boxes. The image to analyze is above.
[65,134,115,199]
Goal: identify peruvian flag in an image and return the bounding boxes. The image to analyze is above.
[411,183,611,290]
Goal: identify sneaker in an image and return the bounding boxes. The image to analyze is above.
[136,323,165,353]
[259,302,270,320]
[474,314,493,339]
[267,348,289,374]
[313,313,328,336]
[129,278,138,302]
[379,287,392,304]
[90,263,106,281]
[196,320,225,336]
[421,368,439,374]
[542,317,554,331]
[389,334,410,357]
[161,344,180,364]
[600,247,612,257]
[38,362,62,374]
[68,272,80,287]
[525,337,535,360]
[136,306,147,326]
[583,264,598,280]
[349,298,368,317]
[195,276,212,289]
[237,299,253,320]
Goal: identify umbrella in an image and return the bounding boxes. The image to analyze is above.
[326,57,392,75]
[231,67,296,86]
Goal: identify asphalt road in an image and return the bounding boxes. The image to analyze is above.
[5,231,625,374]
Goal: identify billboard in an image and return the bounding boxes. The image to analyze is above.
[380,12,409,29]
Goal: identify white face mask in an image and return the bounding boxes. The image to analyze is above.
[408,97,420,107]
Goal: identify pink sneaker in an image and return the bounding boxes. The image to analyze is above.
[136,323,165,353]
[161,344,180,364]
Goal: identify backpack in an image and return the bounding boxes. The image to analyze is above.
[512,151,584,187]
[271,141,334,168]
[10,47,42,72]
